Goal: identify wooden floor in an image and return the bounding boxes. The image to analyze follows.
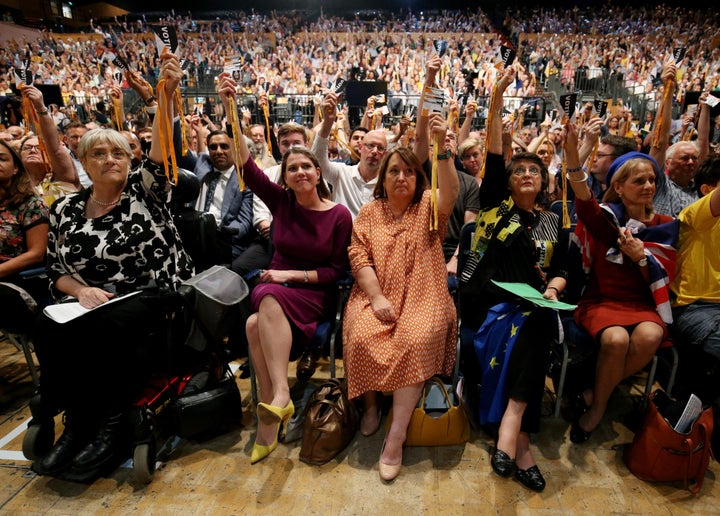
[1,336,718,515]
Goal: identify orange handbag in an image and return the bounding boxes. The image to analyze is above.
[624,390,714,494]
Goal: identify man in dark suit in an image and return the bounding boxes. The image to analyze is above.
[191,130,254,264]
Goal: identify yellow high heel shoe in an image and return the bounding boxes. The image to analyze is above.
[250,423,280,464]
[250,401,295,464]
[257,400,295,425]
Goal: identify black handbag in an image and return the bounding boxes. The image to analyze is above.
[172,372,243,438]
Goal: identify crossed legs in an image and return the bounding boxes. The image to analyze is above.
[246,295,293,447]
[496,399,535,469]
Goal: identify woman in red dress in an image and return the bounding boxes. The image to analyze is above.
[563,124,678,442]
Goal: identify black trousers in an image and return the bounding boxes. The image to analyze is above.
[33,295,168,419]
[505,309,555,434]
[230,236,273,277]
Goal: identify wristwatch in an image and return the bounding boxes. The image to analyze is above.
[437,150,453,160]
[637,257,648,267]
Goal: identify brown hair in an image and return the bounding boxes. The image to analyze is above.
[279,146,331,200]
[0,139,36,209]
[373,147,428,204]
[277,122,308,145]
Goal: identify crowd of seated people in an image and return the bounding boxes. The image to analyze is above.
[1,6,718,142]
[1,5,720,492]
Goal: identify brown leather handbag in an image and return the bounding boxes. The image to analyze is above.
[299,378,359,465]
[624,390,714,494]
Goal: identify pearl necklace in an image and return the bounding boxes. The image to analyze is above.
[90,193,120,206]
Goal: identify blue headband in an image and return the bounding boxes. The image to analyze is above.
[606,151,661,189]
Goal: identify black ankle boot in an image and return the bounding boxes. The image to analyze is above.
[33,411,90,476]
[70,413,129,474]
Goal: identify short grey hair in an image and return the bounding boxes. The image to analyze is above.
[78,128,132,161]
[665,141,698,161]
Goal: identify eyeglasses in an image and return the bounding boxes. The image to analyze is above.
[208,143,231,151]
[674,155,698,163]
[512,166,541,176]
[88,149,129,161]
[363,143,387,153]
[21,144,42,153]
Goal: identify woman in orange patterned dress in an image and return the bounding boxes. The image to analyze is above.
[343,114,459,481]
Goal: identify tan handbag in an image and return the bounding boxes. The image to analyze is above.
[299,378,359,465]
[387,377,471,447]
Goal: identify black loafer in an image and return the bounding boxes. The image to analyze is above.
[570,391,588,417]
[570,420,592,444]
[515,465,546,492]
[491,449,516,477]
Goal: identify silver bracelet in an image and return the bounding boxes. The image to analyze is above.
[303,270,309,283]
[567,170,589,183]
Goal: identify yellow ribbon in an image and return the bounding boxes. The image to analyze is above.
[21,89,52,171]
[652,80,672,149]
[586,139,599,170]
[332,127,359,162]
[478,83,498,179]
[155,79,179,185]
[430,133,440,231]
[560,149,571,229]
[112,97,123,131]
[262,103,272,153]
[228,96,245,192]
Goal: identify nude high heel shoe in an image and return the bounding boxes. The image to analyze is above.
[378,439,402,481]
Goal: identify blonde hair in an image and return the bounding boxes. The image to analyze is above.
[77,128,132,161]
[602,157,655,218]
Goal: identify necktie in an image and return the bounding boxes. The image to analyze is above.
[203,170,221,212]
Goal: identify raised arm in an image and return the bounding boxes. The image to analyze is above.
[578,117,603,167]
[360,96,376,131]
[216,73,251,165]
[428,113,459,217]
[458,99,477,146]
[487,66,515,156]
[563,121,592,201]
[413,53,441,163]
[649,61,677,170]
[22,85,79,188]
[697,91,711,162]
[311,91,343,184]
[149,50,183,165]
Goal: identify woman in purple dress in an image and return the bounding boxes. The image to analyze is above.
[217,74,352,464]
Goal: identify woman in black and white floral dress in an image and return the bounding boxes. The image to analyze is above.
[30,51,193,480]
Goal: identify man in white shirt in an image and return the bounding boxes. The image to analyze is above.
[312,91,387,219]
